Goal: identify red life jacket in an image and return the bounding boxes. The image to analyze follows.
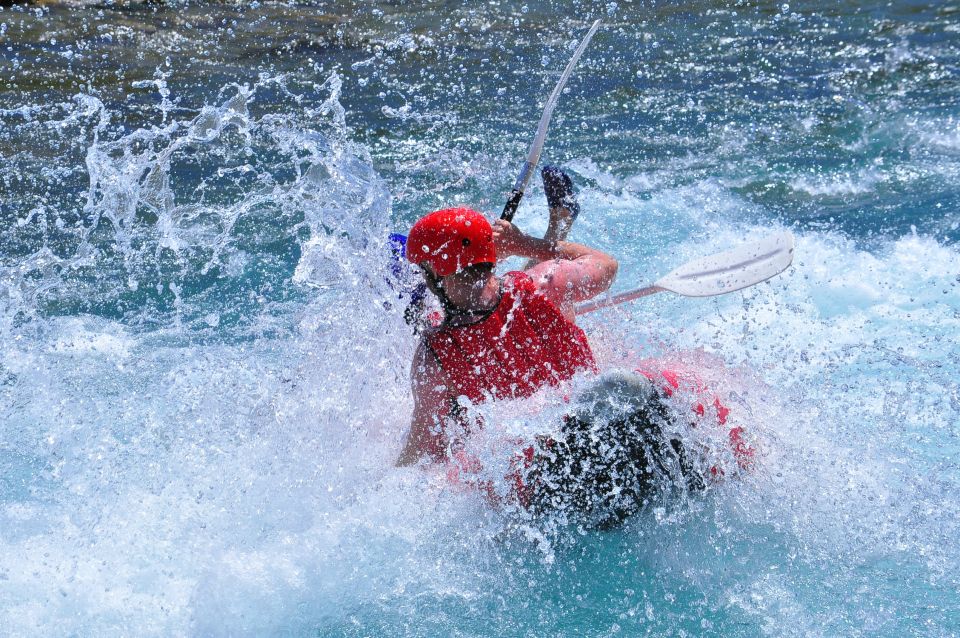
[427,271,596,404]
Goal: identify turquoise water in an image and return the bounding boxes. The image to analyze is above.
[1,1,958,635]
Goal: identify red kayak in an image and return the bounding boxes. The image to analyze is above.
[442,362,755,527]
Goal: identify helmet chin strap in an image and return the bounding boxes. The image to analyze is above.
[419,267,460,317]
[421,265,498,326]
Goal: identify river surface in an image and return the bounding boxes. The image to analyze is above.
[1,1,959,635]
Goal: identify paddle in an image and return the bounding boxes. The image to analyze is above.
[391,20,602,328]
[501,19,601,222]
[575,231,796,314]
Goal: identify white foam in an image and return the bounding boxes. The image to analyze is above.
[47,317,136,358]
[2,55,959,635]
[788,169,882,197]
[917,117,960,152]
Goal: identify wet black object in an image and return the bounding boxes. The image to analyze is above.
[526,372,704,529]
[541,165,581,220]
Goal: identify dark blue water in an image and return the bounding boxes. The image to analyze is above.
[1,1,958,635]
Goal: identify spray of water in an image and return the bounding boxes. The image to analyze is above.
[1,3,959,634]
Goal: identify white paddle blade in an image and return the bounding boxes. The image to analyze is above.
[656,231,795,297]
[512,19,602,194]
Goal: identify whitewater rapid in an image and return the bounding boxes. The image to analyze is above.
[1,85,956,631]
[1,1,959,634]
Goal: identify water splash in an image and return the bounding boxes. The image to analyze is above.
[1,1,959,635]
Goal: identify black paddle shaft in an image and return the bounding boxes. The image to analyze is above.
[500,188,524,222]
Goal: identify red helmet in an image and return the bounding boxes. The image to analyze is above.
[406,208,496,277]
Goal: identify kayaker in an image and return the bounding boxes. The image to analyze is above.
[396,167,618,466]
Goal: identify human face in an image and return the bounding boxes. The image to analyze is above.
[422,264,496,312]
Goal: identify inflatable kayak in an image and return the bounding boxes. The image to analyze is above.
[446,363,754,529]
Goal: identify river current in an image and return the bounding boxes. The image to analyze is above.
[1,1,958,635]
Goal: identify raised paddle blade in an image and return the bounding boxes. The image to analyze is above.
[655,231,795,297]
[501,19,601,221]
[575,232,796,315]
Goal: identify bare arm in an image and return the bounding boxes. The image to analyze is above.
[396,341,453,466]
[492,220,618,319]
[525,204,576,267]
